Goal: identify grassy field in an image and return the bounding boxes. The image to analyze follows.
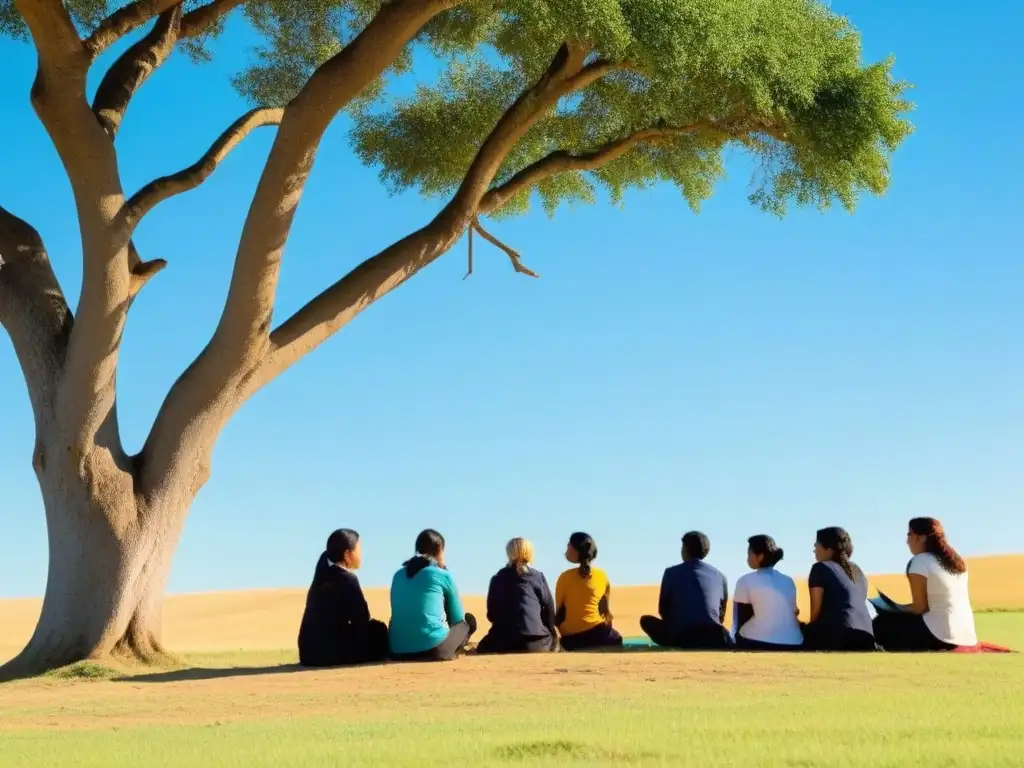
[0,555,1021,767]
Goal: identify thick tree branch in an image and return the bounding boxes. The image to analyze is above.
[16,0,135,454]
[139,0,462,494]
[85,0,181,58]
[85,0,245,59]
[480,123,707,214]
[254,43,594,387]
[143,37,609,495]
[0,206,73,429]
[92,4,183,140]
[562,58,623,92]
[480,115,782,215]
[125,107,285,226]
[91,1,246,302]
[13,0,84,61]
[180,0,248,38]
[207,0,463,369]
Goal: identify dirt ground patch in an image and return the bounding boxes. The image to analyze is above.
[0,649,978,732]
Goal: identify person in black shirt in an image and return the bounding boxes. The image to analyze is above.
[641,531,731,649]
[801,527,877,652]
[476,538,558,654]
[297,528,389,666]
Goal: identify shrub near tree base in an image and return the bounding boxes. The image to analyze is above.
[0,0,912,680]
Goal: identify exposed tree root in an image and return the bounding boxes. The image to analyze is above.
[110,626,179,668]
[1,623,179,684]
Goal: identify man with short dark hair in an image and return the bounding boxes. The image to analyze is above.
[640,530,731,649]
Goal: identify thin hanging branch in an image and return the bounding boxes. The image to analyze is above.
[470,217,539,278]
[463,221,474,279]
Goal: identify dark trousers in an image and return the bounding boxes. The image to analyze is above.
[392,614,478,662]
[560,623,623,651]
[476,629,558,655]
[801,623,878,652]
[872,611,955,652]
[735,635,803,652]
[299,619,389,667]
[640,615,732,649]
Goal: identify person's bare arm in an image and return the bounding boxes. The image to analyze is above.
[906,574,929,615]
[808,587,824,623]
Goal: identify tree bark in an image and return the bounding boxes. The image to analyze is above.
[0,442,190,682]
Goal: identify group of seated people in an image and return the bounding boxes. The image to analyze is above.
[297,516,981,666]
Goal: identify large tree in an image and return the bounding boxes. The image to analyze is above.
[0,0,910,679]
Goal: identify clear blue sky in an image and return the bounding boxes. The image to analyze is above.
[1,1,1021,599]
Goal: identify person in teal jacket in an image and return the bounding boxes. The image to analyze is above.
[388,529,477,661]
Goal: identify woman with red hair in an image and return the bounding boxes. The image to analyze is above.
[872,518,978,651]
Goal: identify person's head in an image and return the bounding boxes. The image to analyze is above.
[325,528,361,569]
[566,532,597,578]
[414,528,446,567]
[746,534,784,570]
[506,537,535,575]
[814,527,854,580]
[907,517,966,575]
[681,531,711,562]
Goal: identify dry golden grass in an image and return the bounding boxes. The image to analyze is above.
[1,555,1020,660]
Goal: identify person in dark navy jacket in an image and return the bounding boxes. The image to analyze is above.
[641,531,732,649]
[477,538,559,654]
[297,529,389,666]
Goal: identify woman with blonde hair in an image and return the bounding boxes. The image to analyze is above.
[476,537,559,654]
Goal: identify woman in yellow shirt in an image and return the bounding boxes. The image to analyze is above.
[555,532,623,651]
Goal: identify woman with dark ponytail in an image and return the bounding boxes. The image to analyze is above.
[388,529,477,662]
[801,527,877,651]
[872,518,978,651]
[554,532,623,651]
[732,535,803,650]
[297,529,389,667]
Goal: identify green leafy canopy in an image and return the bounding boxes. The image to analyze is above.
[2,0,913,218]
[354,0,914,217]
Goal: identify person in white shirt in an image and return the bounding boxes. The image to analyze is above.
[733,535,804,650]
[872,517,978,651]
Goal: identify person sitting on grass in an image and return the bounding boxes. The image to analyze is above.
[297,528,389,667]
[733,534,803,651]
[872,517,978,652]
[801,527,877,652]
[388,529,477,662]
[476,537,559,655]
[555,532,623,651]
[640,530,731,649]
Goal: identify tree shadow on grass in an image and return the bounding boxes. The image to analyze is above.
[118,661,390,683]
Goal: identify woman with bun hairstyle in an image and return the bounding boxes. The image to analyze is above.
[801,527,877,651]
[872,518,978,651]
[555,532,623,651]
[297,528,389,667]
[732,535,803,650]
[477,538,559,654]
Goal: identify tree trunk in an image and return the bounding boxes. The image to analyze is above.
[0,443,190,682]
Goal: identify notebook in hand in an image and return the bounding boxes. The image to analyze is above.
[868,590,905,613]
